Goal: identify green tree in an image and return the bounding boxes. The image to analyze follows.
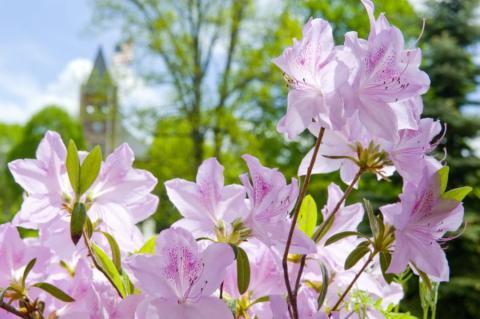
[0,123,22,223]
[418,1,480,318]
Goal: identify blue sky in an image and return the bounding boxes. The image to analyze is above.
[0,1,135,123]
[0,0,116,85]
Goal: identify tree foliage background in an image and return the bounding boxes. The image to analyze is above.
[0,0,478,317]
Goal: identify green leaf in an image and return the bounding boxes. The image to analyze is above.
[442,186,472,202]
[250,296,269,307]
[101,232,122,273]
[325,231,368,246]
[364,199,379,237]
[122,272,135,296]
[79,145,102,195]
[91,243,126,298]
[380,251,395,284]
[437,166,450,194]
[344,243,371,270]
[85,217,93,239]
[70,202,86,245]
[66,140,80,195]
[317,263,328,310]
[22,258,37,289]
[298,195,317,237]
[313,214,335,243]
[137,236,157,255]
[33,282,75,302]
[235,246,250,295]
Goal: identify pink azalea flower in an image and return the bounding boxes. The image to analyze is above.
[299,116,442,186]
[298,115,392,185]
[223,239,284,301]
[240,155,316,254]
[165,158,246,238]
[0,223,52,288]
[273,18,348,139]
[380,165,465,281]
[389,118,442,184]
[340,0,430,141]
[126,227,234,319]
[8,131,158,252]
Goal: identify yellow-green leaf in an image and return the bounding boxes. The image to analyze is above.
[66,140,80,195]
[91,243,126,298]
[33,282,75,302]
[298,195,317,237]
[442,186,472,202]
[79,145,102,195]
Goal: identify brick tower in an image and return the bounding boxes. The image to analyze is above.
[80,47,118,153]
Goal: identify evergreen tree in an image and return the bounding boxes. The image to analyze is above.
[418,1,480,318]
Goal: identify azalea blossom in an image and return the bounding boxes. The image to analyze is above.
[380,165,466,281]
[165,158,246,238]
[340,0,430,141]
[8,131,158,252]
[0,223,52,288]
[273,18,348,139]
[126,227,234,319]
[299,115,442,186]
[240,154,315,254]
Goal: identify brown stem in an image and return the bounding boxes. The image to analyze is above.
[0,301,30,319]
[282,127,326,319]
[313,169,364,243]
[293,168,364,308]
[331,253,374,313]
[82,231,124,298]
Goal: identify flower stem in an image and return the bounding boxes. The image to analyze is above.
[331,253,375,312]
[313,169,364,243]
[82,231,124,298]
[0,303,30,319]
[293,168,364,308]
[282,127,325,319]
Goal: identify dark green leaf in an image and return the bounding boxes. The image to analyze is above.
[325,231,367,246]
[66,140,80,195]
[70,202,86,245]
[236,246,250,295]
[101,232,122,273]
[344,244,370,270]
[364,199,379,237]
[79,145,102,195]
[380,251,395,284]
[91,243,126,298]
[22,258,37,289]
[33,282,74,302]
[313,214,335,243]
[317,263,328,310]
[85,217,93,239]
[298,195,317,237]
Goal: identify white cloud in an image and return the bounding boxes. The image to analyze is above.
[0,57,168,124]
[0,58,91,123]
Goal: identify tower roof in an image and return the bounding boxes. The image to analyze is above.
[84,47,113,88]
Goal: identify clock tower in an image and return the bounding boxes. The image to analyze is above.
[80,47,118,153]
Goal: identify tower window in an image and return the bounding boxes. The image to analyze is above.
[86,105,95,114]
[92,122,104,133]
